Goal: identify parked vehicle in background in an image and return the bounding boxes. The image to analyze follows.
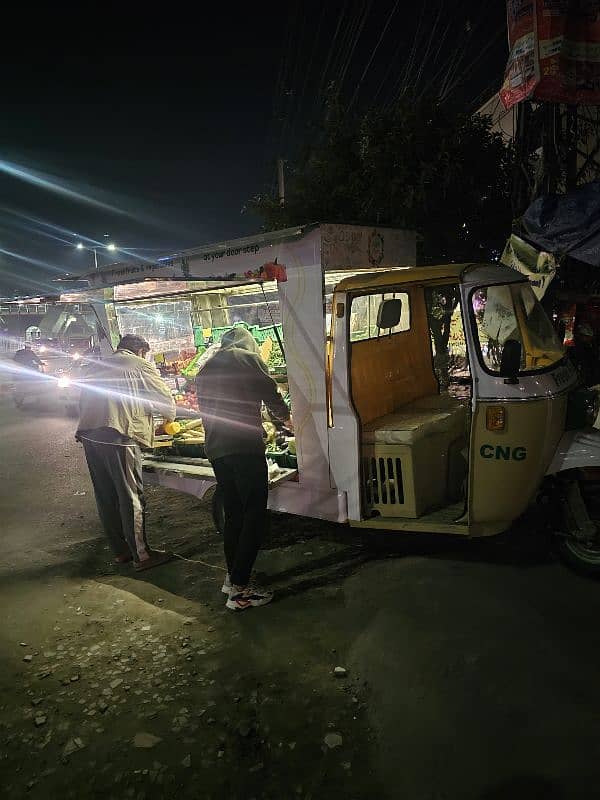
[0,296,108,413]
[56,358,89,416]
[13,357,48,410]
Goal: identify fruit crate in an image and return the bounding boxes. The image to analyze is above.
[254,323,283,343]
[267,450,297,469]
[193,321,283,347]
[173,441,207,459]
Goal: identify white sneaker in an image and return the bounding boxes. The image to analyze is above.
[221,573,232,595]
[226,586,273,611]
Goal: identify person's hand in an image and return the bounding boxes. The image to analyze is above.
[284,417,294,433]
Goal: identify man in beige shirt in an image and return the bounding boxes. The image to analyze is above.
[77,334,176,571]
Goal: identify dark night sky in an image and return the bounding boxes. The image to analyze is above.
[0,1,506,296]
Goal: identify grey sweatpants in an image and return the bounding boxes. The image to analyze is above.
[80,431,149,562]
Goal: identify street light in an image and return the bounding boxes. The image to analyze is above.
[75,238,118,270]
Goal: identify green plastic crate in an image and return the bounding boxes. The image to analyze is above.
[212,322,257,344]
[267,450,297,469]
[194,321,283,347]
[254,323,283,343]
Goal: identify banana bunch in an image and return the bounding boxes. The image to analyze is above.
[173,418,205,445]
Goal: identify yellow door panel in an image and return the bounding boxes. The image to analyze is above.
[469,396,567,528]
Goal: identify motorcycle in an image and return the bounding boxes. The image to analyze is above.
[13,361,48,410]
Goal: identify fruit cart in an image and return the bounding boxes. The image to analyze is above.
[67,223,416,525]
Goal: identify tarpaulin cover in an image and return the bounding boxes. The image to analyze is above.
[522,180,600,266]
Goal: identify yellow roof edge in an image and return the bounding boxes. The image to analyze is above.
[334,263,471,291]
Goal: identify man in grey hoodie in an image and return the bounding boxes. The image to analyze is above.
[196,327,292,610]
[77,334,177,571]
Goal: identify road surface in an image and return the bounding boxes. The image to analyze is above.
[1,382,600,799]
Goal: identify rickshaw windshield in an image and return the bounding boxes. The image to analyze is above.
[471,282,565,374]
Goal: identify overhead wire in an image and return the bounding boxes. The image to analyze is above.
[384,1,426,106]
[325,0,359,100]
[425,19,459,99]
[348,0,401,111]
[315,2,349,105]
[276,0,304,162]
[339,0,374,92]
[411,1,445,101]
[387,1,441,105]
[440,27,505,105]
[374,1,423,105]
[293,1,328,146]
[262,0,508,189]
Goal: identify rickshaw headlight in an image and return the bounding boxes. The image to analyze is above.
[486,406,506,431]
[586,391,600,427]
[566,388,600,430]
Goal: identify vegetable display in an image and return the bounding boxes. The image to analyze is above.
[265,338,285,371]
[153,415,297,468]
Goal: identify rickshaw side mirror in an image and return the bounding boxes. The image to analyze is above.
[500,339,522,384]
[377,298,402,329]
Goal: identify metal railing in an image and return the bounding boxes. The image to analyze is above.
[0,303,49,315]
[0,336,25,353]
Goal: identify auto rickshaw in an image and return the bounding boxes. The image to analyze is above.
[327,263,600,576]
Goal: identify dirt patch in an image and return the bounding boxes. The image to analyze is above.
[0,488,382,800]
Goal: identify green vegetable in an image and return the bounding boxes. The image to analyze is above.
[267,340,285,371]
[181,347,206,378]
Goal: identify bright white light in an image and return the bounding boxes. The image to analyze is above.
[72,352,80,361]
[107,243,116,251]
[39,345,47,352]
[76,242,84,250]
[57,376,71,389]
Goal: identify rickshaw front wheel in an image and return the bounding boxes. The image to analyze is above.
[548,474,600,578]
[555,536,600,578]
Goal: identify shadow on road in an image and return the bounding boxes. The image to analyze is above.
[0,486,558,612]
[359,514,554,571]
[480,775,565,799]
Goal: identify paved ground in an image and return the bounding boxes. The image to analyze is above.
[1,372,600,799]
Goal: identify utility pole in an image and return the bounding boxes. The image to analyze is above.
[277,157,285,207]
[565,105,578,192]
[512,103,600,217]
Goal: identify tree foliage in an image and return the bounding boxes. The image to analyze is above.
[250,95,513,264]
